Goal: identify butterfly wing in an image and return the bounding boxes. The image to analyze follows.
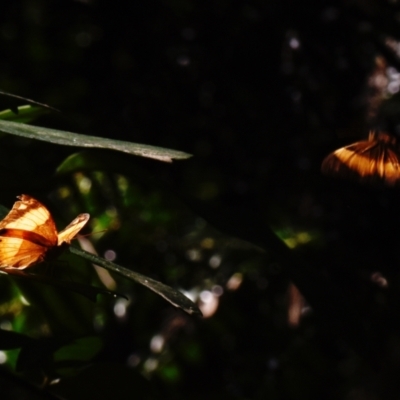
[0,195,58,269]
[0,195,58,243]
[0,237,49,269]
[321,140,377,176]
[57,213,90,245]
[321,135,400,186]
[377,146,400,185]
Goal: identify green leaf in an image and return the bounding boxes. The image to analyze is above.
[69,247,202,316]
[17,335,102,377]
[53,336,103,363]
[56,150,148,175]
[0,119,192,162]
[0,105,50,123]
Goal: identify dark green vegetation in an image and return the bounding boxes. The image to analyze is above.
[0,0,400,399]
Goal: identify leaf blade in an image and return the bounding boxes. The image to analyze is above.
[0,119,192,162]
[69,247,202,316]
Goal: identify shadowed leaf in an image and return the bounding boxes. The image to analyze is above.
[1,269,125,302]
[0,91,59,114]
[49,363,158,400]
[69,247,202,316]
[0,329,34,349]
[53,336,103,363]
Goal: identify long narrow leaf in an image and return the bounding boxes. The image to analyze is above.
[0,119,192,163]
[0,92,59,113]
[69,247,202,316]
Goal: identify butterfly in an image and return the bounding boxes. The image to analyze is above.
[321,131,400,186]
[0,194,89,270]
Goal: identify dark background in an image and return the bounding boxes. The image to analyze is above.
[0,0,400,399]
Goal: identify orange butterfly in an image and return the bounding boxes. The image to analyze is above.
[0,195,89,270]
[321,131,400,186]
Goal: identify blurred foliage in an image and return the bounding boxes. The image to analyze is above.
[1,0,400,399]
[0,105,49,123]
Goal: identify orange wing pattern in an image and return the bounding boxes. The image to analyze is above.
[0,195,90,270]
[321,131,400,186]
[57,213,90,245]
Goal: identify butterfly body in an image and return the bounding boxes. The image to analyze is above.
[0,195,89,270]
[321,131,400,185]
